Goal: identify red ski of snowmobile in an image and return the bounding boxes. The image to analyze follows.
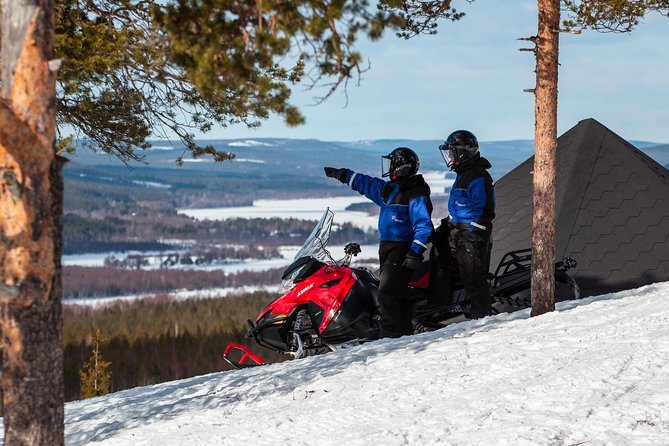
[223,343,265,368]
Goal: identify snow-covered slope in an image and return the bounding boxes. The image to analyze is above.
[5,282,669,446]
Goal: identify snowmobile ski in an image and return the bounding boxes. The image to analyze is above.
[223,343,265,369]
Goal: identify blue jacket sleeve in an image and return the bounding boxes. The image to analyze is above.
[408,195,434,254]
[344,170,386,207]
[467,176,487,231]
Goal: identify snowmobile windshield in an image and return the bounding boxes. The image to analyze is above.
[293,208,334,263]
[279,208,335,292]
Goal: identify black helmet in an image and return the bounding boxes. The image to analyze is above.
[439,130,479,170]
[382,147,420,180]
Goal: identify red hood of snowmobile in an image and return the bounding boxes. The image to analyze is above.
[258,265,358,334]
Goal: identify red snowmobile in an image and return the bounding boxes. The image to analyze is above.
[223,209,579,368]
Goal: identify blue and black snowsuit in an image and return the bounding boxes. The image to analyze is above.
[342,169,433,337]
[431,156,496,318]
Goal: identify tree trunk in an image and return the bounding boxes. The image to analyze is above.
[531,0,560,317]
[0,0,64,443]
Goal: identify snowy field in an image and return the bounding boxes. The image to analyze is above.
[23,281,669,446]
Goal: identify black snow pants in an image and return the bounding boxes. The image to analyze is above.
[377,241,415,338]
[429,222,493,319]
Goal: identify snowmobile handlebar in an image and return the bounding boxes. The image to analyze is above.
[556,257,577,271]
[341,243,361,267]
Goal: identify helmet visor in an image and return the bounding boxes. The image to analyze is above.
[381,155,392,177]
[439,143,455,168]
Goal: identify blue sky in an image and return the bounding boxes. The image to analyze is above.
[203,1,669,144]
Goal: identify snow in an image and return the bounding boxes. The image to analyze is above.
[63,285,276,308]
[131,180,172,189]
[227,140,275,147]
[8,281,667,445]
[234,158,266,164]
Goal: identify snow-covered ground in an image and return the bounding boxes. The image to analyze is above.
[15,281,668,445]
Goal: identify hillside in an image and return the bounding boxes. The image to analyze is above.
[12,281,668,445]
[64,137,669,210]
[62,138,543,207]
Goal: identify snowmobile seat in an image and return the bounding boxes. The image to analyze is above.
[409,261,431,288]
[491,269,531,297]
[490,249,533,297]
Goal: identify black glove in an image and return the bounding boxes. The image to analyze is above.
[402,251,423,270]
[431,221,450,244]
[324,167,347,183]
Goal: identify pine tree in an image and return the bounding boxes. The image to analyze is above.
[1,0,65,443]
[79,329,112,399]
[563,0,669,32]
[51,0,408,163]
[529,0,560,317]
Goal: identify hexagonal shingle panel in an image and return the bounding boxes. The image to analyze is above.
[490,118,669,296]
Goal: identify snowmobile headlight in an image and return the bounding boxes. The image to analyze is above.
[279,268,301,293]
[279,261,311,293]
[279,279,296,293]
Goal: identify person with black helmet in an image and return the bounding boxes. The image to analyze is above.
[432,130,496,319]
[324,147,433,338]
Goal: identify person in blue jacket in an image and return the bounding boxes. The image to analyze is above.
[431,130,496,319]
[324,147,433,338]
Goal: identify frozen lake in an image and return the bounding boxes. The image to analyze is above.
[178,170,453,228]
[178,195,378,229]
[65,172,451,269]
[422,170,455,195]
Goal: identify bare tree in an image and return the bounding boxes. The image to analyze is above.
[0,0,65,443]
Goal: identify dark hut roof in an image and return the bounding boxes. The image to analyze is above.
[491,118,669,297]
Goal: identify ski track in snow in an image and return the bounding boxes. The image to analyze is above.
[3,283,669,445]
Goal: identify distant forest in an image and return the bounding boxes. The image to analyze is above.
[62,293,287,402]
[64,212,376,253]
[63,266,284,298]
